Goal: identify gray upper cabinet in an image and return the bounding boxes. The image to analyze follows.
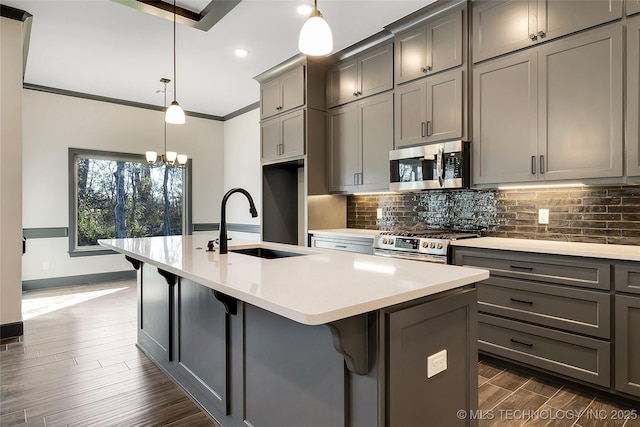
[627,15,640,176]
[473,51,538,184]
[394,8,463,84]
[395,68,463,148]
[327,43,393,108]
[538,24,623,181]
[472,0,623,63]
[260,65,305,119]
[473,25,623,185]
[260,109,305,163]
[329,92,393,193]
[629,0,640,15]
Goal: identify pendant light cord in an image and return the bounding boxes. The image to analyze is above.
[164,81,168,152]
[173,0,177,103]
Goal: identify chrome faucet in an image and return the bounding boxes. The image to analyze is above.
[219,188,258,254]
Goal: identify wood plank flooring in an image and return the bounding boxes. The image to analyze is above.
[1,280,638,426]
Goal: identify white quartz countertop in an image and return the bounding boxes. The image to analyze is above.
[100,234,488,325]
[308,228,379,240]
[451,237,640,262]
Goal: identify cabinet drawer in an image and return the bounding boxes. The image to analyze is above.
[614,263,640,295]
[479,314,611,387]
[454,248,611,290]
[478,277,610,339]
[311,237,373,254]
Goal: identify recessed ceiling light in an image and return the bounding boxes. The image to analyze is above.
[297,4,312,15]
[234,48,249,58]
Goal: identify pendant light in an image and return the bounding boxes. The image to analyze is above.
[298,0,333,56]
[147,78,188,167]
[165,0,186,124]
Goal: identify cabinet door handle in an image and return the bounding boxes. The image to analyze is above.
[426,121,432,137]
[510,338,533,348]
[421,66,432,73]
[334,245,348,249]
[537,30,546,38]
[421,122,427,138]
[357,91,362,96]
[353,92,359,97]
[529,33,538,41]
[509,265,534,271]
[539,155,545,174]
[531,156,536,174]
[354,173,358,185]
[510,297,533,305]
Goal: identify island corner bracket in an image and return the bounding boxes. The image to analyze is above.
[327,313,371,376]
[125,255,141,270]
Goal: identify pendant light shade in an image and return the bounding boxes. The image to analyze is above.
[166,0,186,124]
[298,1,333,56]
[166,100,185,124]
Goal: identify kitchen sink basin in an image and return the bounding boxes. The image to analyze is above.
[230,247,306,259]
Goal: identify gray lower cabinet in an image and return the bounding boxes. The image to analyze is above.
[627,15,640,176]
[260,109,305,163]
[387,288,478,427]
[630,0,640,15]
[329,92,393,193]
[136,265,479,426]
[394,8,464,84]
[453,247,613,389]
[310,234,374,254]
[174,279,230,415]
[615,294,640,398]
[473,24,623,185]
[138,263,172,363]
[395,68,463,148]
[472,0,623,63]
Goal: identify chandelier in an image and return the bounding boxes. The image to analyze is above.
[146,78,187,167]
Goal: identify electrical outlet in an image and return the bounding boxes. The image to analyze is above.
[376,208,383,219]
[538,209,550,225]
[427,349,447,378]
[43,261,50,270]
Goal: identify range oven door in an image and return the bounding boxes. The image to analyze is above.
[373,248,447,264]
[389,140,469,191]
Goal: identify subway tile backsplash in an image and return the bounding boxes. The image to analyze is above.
[347,185,640,246]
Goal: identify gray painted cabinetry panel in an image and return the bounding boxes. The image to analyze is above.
[473,24,623,185]
[329,92,393,193]
[630,0,640,15]
[472,0,623,63]
[395,69,463,148]
[614,263,640,294]
[260,65,305,119]
[473,51,538,184]
[615,294,640,398]
[260,109,305,163]
[627,15,640,176]
[394,8,463,84]
[138,263,171,363]
[479,314,611,387]
[327,43,392,108]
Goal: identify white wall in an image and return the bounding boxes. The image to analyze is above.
[1,16,25,327]
[222,108,261,226]
[22,90,224,281]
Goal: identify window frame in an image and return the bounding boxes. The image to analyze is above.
[68,148,192,257]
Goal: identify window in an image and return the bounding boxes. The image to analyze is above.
[68,148,192,256]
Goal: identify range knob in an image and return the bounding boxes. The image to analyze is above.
[436,242,444,249]
[429,242,436,249]
[421,241,428,248]
[382,238,388,245]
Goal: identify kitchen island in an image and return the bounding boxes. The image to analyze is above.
[100,234,489,427]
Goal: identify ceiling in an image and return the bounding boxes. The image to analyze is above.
[3,0,435,118]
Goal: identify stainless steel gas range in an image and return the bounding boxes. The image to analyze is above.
[373,230,480,263]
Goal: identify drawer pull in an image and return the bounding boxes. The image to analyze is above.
[510,338,533,348]
[510,298,533,305]
[334,245,347,249]
[509,265,534,271]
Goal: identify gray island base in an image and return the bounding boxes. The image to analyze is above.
[101,236,487,427]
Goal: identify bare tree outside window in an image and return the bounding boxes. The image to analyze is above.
[69,149,190,255]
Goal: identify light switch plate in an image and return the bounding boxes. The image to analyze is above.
[427,349,447,378]
[538,209,550,225]
[376,208,383,219]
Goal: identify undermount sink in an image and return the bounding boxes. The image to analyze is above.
[230,247,306,259]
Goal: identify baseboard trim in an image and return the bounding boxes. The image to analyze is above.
[1,321,24,339]
[22,270,136,291]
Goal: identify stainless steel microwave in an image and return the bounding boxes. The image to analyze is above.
[389,140,470,191]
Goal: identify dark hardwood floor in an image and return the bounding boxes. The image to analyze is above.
[1,280,638,426]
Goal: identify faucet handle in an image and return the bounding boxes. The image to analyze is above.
[207,240,216,252]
